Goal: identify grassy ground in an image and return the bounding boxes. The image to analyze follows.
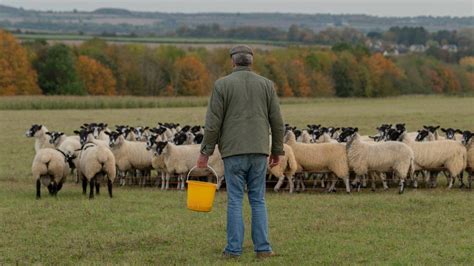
[15,33,290,47]
[0,96,473,264]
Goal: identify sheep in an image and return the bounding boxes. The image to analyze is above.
[77,142,116,199]
[461,131,474,189]
[441,128,463,141]
[52,134,82,182]
[46,131,80,147]
[387,129,467,189]
[339,128,414,194]
[300,130,312,143]
[418,125,445,141]
[312,128,337,144]
[133,126,151,142]
[284,130,351,193]
[74,129,109,147]
[151,141,224,190]
[146,134,168,188]
[106,131,153,187]
[25,124,55,152]
[173,131,195,145]
[32,148,76,199]
[150,126,174,142]
[268,144,298,193]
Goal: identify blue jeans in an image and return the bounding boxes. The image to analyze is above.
[223,154,271,255]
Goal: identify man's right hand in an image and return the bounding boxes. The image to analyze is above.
[269,154,280,168]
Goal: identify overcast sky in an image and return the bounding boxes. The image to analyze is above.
[1,0,473,17]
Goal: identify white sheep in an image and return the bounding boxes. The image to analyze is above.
[32,148,76,198]
[106,131,153,187]
[268,144,298,193]
[25,124,55,152]
[284,130,351,193]
[77,142,116,199]
[390,130,467,188]
[340,128,415,194]
[151,141,224,190]
[461,131,474,189]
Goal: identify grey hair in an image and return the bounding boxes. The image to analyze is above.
[232,53,253,66]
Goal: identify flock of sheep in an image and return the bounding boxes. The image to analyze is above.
[26,121,474,199]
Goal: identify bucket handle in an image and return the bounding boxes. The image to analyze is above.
[186,165,219,186]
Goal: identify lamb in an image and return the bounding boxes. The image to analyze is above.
[284,130,351,193]
[152,141,224,190]
[32,148,76,198]
[387,129,467,189]
[106,131,153,187]
[461,131,474,189]
[339,128,414,194]
[25,124,55,152]
[268,144,298,193]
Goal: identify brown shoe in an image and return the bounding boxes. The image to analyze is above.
[222,251,240,259]
[256,251,277,259]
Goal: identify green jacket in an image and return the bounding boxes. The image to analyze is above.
[200,66,285,158]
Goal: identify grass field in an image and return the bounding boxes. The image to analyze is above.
[1,96,474,264]
[14,33,290,48]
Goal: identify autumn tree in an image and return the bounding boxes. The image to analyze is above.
[173,55,210,96]
[34,44,85,95]
[364,53,403,96]
[76,55,117,95]
[0,30,41,95]
[332,52,360,97]
[287,59,311,97]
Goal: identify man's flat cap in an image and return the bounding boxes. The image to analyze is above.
[229,45,253,57]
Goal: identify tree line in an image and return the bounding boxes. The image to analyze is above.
[0,30,472,97]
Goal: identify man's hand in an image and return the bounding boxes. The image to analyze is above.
[197,153,209,168]
[269,154,280,168]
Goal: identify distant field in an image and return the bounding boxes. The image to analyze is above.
[0,95,473,264]
[14,33,290,49]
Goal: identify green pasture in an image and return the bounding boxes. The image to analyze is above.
[0,95,473,264]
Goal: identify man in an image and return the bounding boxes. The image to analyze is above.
[196,45,285,259]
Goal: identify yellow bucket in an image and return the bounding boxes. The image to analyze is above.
[186,165,219,212]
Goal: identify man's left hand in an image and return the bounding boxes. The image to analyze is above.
[197,153,209,168]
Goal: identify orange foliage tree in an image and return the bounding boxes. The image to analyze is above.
[173,55,210,96]
[0,30,41,95]
[364,53,403,96]
[76,55,116,95]
[287,59,311,97]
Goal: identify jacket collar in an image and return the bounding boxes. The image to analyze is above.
[233,66,252,72]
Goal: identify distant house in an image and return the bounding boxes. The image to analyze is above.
[395,44,408,54]
[409,44,426,53]
[441,44,458,53]
[383,49,399,57]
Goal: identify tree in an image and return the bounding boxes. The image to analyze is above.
[287,59,311,97]
[331,52,360,97]
[76,56,116,95]
[34,44,84,95]
[364,53,403,96]
[0,30,41,95]
[288,25,301,42]
[173,55,210,96]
